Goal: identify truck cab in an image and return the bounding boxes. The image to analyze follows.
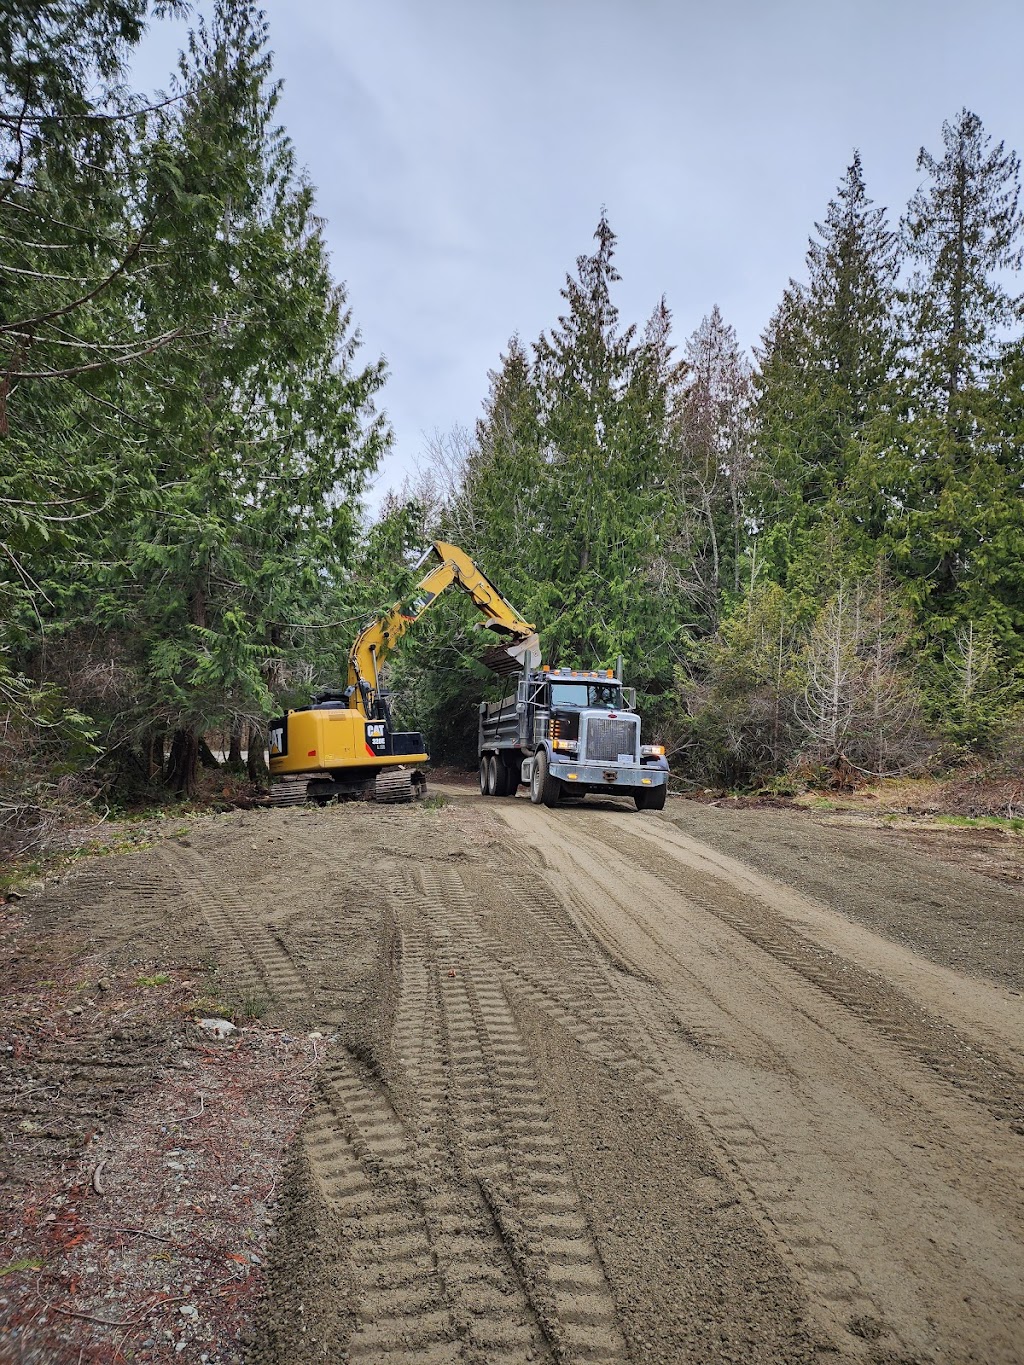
[479,666,670,810]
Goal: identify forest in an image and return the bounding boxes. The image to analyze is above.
[2,0,1022,856]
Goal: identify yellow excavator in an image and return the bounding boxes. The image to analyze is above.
[268,542,538,805]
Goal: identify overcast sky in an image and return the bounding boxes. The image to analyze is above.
[130,0,1024,506]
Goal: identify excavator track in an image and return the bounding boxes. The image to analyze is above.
[373,769,426,804]
[271,771,426,806]
[269,777,311,807]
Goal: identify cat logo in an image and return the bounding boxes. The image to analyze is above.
[268,725,285,756]
[365,722,387,753]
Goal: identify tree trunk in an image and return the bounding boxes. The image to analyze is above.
[228,721,243,768]
[145,729,165,782]
[165,728,199,798]
[198,736,221,769]
[246,722,269,784]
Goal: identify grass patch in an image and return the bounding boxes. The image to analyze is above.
[0,859,46,898]
[235,988,270,1021]
[0,1259,43,1277]
[136,972,171,987]
[420,794,451,810]
[184,986,269,1023]
[934,814,1024,834]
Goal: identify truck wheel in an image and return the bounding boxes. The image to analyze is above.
[494,759,513,797]
[479,757,490,796]
[634,784,667,811]
[486,755,500,796]
[531,749,561,808]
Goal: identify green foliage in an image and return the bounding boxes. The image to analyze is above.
[927,620,1023,749]
[753,154,900,583]
[1,0,387,823]
[136,972,171,987]
[679,569,929,784]
[5,45,1023,820]
[0,652,100,857]
[676,583,804,785]
[392,216,687,757]
[886,111,1024,658]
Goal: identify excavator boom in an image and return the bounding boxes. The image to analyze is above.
[346,541,538,718]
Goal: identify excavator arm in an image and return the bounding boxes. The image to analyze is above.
[346,541,539,720]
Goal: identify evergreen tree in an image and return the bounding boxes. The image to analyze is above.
[0,0,188,796]
[70,1,387,794]
[456,335,545,606]
[530,213,672,677]
[755,155,898,585]
[893,110,1024,653]
[904,109,1023,411]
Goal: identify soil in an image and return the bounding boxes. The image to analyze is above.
[2,787,1022,1363]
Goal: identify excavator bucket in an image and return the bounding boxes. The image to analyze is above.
[478,628,541,677]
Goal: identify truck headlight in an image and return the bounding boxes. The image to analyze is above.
[641,744,665,757]
[552,738,578,752]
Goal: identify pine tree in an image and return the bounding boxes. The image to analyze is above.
[808,153,899,446]
[904,109,1023,412]
[457,335,545,601]
[0,0,188,807]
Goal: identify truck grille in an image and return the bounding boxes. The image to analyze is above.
[583,716,639,763]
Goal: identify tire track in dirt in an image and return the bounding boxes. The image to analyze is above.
[386,862,628,1363]
[302,1051,460,1364]
[158,836,465,1359]
[157,844,312,1024]
[495,799,1024,1362]
[43,855,201,962]
[608,813,1024,1125]
[476,841,891,1349]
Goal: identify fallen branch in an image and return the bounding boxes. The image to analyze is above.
[92,1225,174,1244]
[36,1284,186,1329]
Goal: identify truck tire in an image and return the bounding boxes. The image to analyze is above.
[479,757,490,796]
[486,755,500,796]
[634,783,667,811]
[494,758,514,798]
[530,749,561,808]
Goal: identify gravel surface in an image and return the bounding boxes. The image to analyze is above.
[2,789,1021,1363]
[665,800,1024,989]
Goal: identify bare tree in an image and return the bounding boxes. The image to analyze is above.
[797,569,927,776]
[663,307,755,625]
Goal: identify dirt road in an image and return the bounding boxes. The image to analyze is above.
[6,789,1024,1363]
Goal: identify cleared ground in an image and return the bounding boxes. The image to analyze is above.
[3,788,1023,1363]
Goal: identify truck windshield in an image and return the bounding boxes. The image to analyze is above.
[549,682,622,709]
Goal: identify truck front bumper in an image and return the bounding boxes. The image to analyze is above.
[548,758,669,791]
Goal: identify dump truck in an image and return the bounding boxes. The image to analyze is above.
[478,664,670,809]
[268,542,538,806]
